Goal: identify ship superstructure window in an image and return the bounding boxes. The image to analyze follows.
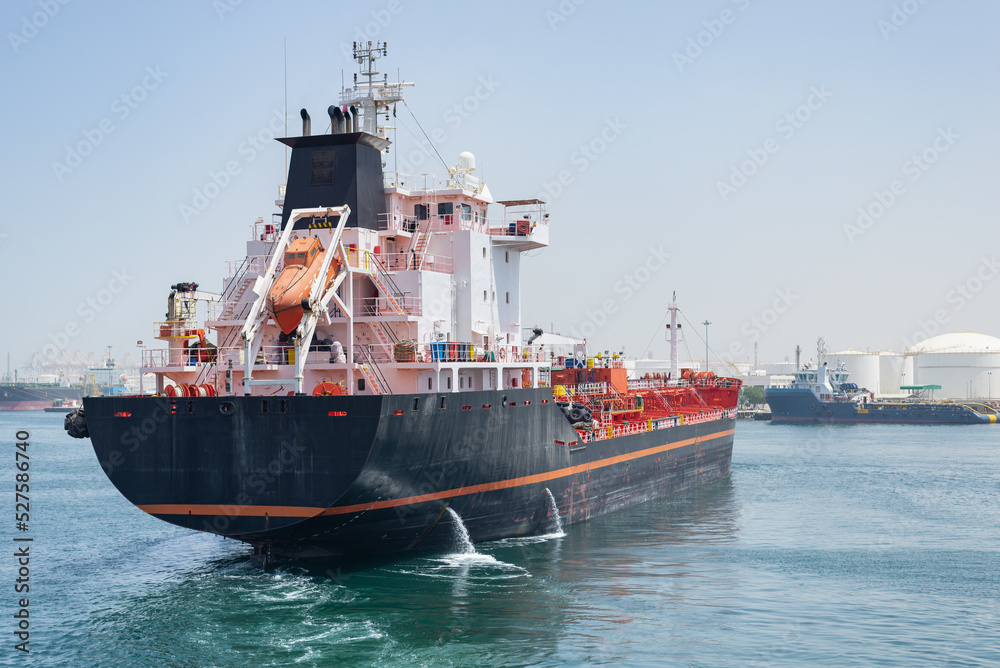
[310,151,335,185]
[506,292,510,304]
[415,203,428,220]
[459,204,471,221]
[483,290,487,302]
[483,247,486,258]
[505,251,509,263]
[438,202,453,216]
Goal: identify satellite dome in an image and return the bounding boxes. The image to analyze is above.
[457,151,476,172]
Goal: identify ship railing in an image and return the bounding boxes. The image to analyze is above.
[363,341,544,365]
[575,409,732,444]
[354,296,422,317]
[377,251,452,274]
[377,212,420,234]
[383,171,486,195]
[143,342,545,371]
[143,345,333,369]
[225,255,268,282]
[556,382,612,397]
[376,197,547,243]
[626,377,741,391]
[250,219,280,243]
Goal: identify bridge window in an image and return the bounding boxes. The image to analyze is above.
[415,204,428,220]
[459,204,471,221]
[438,202,453,216]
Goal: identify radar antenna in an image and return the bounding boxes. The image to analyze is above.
[340,41,412,140]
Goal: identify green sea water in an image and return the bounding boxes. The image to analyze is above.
[3,413,999,666]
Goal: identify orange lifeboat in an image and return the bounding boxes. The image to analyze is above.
[266,237,341,335]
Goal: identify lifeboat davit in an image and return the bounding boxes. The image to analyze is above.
[266,237,341,335]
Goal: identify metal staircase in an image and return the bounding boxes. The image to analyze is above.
[410,232,430,270]
[369,267,407,316]
[221,276,255,320]
[369,321,399,360]
[356,344,391,394]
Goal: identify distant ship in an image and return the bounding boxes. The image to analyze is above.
[1,349,131,410]
[44,399,82,413]
[0,383,82,411]
[766,362,999,424]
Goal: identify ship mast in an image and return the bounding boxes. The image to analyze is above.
[667,292,681,380]
[340,41,410,140]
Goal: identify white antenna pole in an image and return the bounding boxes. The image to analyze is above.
[669,292,679,380]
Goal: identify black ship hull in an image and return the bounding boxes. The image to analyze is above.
[85,388,735,560]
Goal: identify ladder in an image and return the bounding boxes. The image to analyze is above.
[369,268,407,316]
[220,276,255,320]
[369,321,399,360]
[356,345,391,394]
[411,232,430,270]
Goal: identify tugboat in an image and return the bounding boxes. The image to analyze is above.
[66,43,741,565]
[44,398,82,413]
[766,362,999,424]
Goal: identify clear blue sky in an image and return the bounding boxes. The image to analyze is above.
[2,0,998,373]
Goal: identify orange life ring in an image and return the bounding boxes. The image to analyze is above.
[498,347,506,361]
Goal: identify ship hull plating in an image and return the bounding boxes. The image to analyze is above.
[85,389,735,558]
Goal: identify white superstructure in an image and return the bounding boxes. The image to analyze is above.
[140,43,554,398]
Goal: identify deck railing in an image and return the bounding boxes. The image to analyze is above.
[575,407,735,444]
[141,342,545,370]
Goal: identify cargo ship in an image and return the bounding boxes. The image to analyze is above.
[766,362,999,424]
[0,383,82,411]
[66,43,741,565]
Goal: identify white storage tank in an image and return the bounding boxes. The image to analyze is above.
[878,351,910,397]
[905,331,1000,399]
[831,349,881,395]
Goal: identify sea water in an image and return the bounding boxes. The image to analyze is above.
[3,413,998,666]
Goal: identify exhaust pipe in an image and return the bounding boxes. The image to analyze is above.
[344,107,352,134]
[300,108,311,136]
[332,106,346,134]
[350,105,359,132]
[328,105,339,134]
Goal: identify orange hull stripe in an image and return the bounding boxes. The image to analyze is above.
[137,503,324,518]
[136,427,734,519]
